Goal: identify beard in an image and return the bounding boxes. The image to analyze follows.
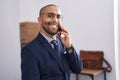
[41,22,59,36]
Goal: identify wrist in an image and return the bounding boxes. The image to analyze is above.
[66,44,74,54]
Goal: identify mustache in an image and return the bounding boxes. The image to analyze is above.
[47,22,58,26]
[47,22,51,25]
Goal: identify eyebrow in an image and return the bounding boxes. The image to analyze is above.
[46,12,61,15]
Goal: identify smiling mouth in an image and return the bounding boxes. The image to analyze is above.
[50,25,58,29]
[48,22,58,29]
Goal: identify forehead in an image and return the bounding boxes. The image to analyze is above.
[43,6,61,14]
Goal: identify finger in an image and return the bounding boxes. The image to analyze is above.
[61,26,69,34]
[60,31,69,36]
[58,23,69,34]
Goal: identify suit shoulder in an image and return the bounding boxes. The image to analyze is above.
[22,37,41,50]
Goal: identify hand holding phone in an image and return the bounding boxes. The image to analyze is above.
[57,23,72,48]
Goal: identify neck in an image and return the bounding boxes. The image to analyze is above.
[40,31,56,39]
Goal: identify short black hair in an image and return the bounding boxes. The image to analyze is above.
[39,4,58,16]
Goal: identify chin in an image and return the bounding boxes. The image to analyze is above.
[51,32,58,36]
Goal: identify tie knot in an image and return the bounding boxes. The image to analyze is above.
[51,40,58,46]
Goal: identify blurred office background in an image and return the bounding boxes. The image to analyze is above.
[0,0,119,80]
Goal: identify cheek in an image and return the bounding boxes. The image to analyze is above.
[42,17,51,22]
[41,19,47,25]
[41,19,49,25]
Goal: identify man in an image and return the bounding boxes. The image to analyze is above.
[21,4,82,80]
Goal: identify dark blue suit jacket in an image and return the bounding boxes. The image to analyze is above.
[21,33,82,80]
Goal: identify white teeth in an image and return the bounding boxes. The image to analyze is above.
[51,25,57,29]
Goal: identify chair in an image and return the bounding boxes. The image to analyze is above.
[76,50,112,80]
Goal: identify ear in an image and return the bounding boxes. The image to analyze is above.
[38,16,41,22]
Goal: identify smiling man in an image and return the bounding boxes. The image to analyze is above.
[21,4,83,80]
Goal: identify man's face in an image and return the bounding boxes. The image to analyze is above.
[39,6,62,36]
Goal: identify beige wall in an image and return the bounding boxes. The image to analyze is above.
[0,0,21,80]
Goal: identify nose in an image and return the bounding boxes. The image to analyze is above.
[51,17,60,25]
[52,16,59,22]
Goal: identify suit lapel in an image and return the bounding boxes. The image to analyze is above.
[37,33,64,72]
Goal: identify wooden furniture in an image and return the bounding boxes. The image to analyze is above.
[77,69,106,80]
[76,50,112,80]
[20,22,40,45]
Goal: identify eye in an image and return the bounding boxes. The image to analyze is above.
[46,13,63,20]
[57,14,63,20]
[47,13,55,18]
[57,14,61,19]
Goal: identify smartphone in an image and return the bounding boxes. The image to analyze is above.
[57,23,62,37]
[58,23,62,32]
[57,23,65,38]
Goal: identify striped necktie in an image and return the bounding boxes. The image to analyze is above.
[51,40,61,60]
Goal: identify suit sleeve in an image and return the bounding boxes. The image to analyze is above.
[21,47,40,80]
[66,49,83,74]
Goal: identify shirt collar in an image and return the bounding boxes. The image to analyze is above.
[40,32,57,43]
